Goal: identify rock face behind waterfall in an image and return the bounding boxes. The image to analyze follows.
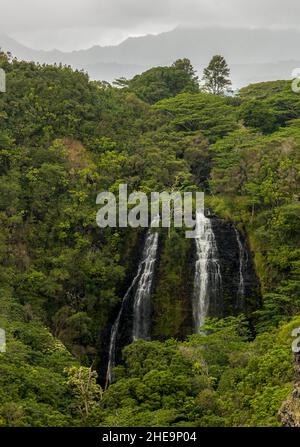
[151,229,194,340]
[101,214,261,384]
[211,216,261,317]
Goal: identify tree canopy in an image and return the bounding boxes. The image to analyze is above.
[0,53,299,427]
[202,55,232,95]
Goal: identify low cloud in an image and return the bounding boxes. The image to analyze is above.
[0,0,299,50]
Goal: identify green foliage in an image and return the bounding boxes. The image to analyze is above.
[202,55,232,95]
[152,230,193,339]
[239,80,300,127]
[100,316,298,427]
[116,59,199,104]
[154,92,238,141]
[0,289,80,426]
[0,55,299,427]
[238,99,278,134]
[65,366,103,423]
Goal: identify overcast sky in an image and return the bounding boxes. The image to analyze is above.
[0,0,299,51]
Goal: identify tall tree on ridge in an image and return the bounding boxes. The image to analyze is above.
[202,55,232,95]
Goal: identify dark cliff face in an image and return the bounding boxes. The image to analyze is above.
[117,216,260,347]
[151,229,194,341]
[101,217,261,383]
[211,217,261,318]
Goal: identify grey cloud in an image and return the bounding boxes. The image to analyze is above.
[0,0,300,50]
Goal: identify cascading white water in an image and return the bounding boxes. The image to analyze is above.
[234,228,248,310]
[132,230,159,341]
[105,228,158,388]
[105,264,143,389]
[193,210,222,332]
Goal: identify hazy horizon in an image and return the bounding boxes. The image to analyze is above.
[2,25,300,88]
[1,0,300,51]
[4,24,300,53]
[2,1,300,88]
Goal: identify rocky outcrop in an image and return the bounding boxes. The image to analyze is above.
[280,354,300,427]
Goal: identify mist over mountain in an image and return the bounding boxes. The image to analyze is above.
[1,27,300,87]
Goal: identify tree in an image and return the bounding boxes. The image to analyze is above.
[238,99,278,134]
[65,366,103,422]
[117,60,199,104]
[172,58,199,84]
[202,55,232,95]
[113,77,129,88]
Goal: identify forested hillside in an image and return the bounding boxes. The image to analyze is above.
[0,52,299,427]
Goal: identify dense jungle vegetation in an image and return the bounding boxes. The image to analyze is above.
[0,52,299,427]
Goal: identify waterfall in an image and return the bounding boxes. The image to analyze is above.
[234,228,248,311]
[193,210,222,333]
[105,264,143,389]
[105,228,158,388]
[132,230,159,341]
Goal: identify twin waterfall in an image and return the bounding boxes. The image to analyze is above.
[106,210,249,385]
[193,210,222,332]
[105,228,159,387]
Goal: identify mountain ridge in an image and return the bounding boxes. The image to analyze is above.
[1,27,300,86]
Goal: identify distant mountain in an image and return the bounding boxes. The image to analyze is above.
[0,33,39,60]
[1,27,300,87]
